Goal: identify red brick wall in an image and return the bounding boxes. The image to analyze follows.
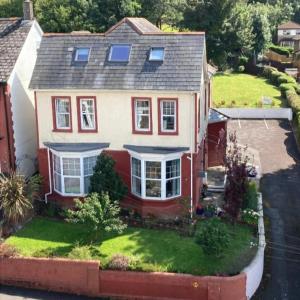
[0,84,15,173]
[38,147,205,217]
[208,121,227,167]
[0,256,247,300]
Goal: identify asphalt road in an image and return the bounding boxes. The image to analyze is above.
[0,285,104,300]
[228,119,300,300]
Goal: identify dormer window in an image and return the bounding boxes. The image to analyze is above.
[75,48,90,62]
[109,44,131,62]
[149,47,164,61]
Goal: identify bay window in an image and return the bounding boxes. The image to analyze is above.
[131,154,181,200]
[132,97,152,134]
[158,98,178,135]
[52,151,99,196]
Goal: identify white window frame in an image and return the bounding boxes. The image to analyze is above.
[55,98,71,130]
[129,151,182,201]
[75,48,90,62]
[79,98,96,130]
[160,100,177,133]
[135,99,151,132]
[51,149,102,197]
[149,47,165,61]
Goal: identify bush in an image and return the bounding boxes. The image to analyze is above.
[0,244,18,258]
[262,66,277,79]
[238,65,245,73]
[68,244,93,260]
[277,75,296,85]
[108,254,131,270]
[242,182,258,211]
[270,71,284,85]
[241,209,259,226]
[33,248,56,258]
[195,218,230,257]
[238,56,248,66]
[269,45,293,56]
[279,83,297,96]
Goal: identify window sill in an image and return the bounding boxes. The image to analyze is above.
[132,130,153,135]
[78,129,98,133]
[54,189,87,197]
[52,128,73,133]
[131,193,181,201]
[158,131,178,136]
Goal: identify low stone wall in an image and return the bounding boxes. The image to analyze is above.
[0,256,247,300]
[242,193,266,299]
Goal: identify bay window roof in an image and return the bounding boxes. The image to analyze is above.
[124,145,189,155]
[44,142,109,152]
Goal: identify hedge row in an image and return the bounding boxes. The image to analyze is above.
[269,45,294,57]
[262,65,300,141]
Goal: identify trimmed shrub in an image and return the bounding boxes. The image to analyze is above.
[0,244,18,258]
[262,66,277,79]
[277,75,296,85]
[238,65,245,73]
[195,218,230,257]
[279,83,297,97]
[269,45,293,56]
[33,248,56,258]
[68,245,93,260]
[242,181,258,211]
[238,56,248,66]
[270,71,284,85]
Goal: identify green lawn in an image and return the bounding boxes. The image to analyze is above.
[213,73,285,108]
[5,217,256,276]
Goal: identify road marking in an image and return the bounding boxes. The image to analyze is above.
[238,118,241,129]
[264,119,269,129]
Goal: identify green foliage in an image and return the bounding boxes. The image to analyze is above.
[108,253,132,270]
[90,153,127,201]
[269,70,283,85]
[262,66,278,79]
[238,56,249,66]
[68,244,93,260]
[277,75,296,85]
[269,44,294,56]
[241,209,259,226]
[0,173,41,228]
[242,181,258,211]
[6,217,255,275]
[195,218,230,257]
[0,243,19,258]
[0,0,22,18]
[279,83,297,97]
[65,193,127,239]
[238,65,245,73]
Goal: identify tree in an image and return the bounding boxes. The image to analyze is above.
[140,0,186,29]
[224,132,249,221]
[0,173,42,229]
[0,0,22,18]
[66,193,126,239]
[89,153,127,201]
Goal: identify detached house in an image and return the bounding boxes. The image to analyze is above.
[30,18,212,216]
[0,0,42,176]
[277,21,300,48]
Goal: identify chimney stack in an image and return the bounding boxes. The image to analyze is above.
[23,0,34,21]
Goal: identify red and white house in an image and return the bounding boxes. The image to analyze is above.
[0,1,42,176]
[30,17,213,217]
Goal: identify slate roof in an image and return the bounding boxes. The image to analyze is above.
[0,18,32,82]
[208,108,228,124]
[123,145,189,154]
[30,18,205,92]
[278,21,300,30]
[44,142,110,152]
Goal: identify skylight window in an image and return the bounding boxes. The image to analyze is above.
[149,47,165,61]
[75,48,90,62]
[109,44,131,62]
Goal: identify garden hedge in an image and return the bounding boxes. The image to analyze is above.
[269,45,294,56]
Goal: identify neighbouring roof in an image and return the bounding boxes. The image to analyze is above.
[124,145,189,154]
[207,64,217,78]
[30,17,205,91]
[278,21,300,30]
[208,108,228,124]
[0,18,32,82]
[44,142,110,152]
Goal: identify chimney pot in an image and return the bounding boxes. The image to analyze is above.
[23,0,34,21]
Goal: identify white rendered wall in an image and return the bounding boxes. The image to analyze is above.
[8,21,43,177]
[36,90,199,152]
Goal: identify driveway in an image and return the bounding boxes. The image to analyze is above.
[228,120,300,300]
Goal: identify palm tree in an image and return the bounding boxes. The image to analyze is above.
[0,172,41,231]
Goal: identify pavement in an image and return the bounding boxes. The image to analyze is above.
[228,119,300,300]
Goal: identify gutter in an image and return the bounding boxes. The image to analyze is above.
[44,147,52,203]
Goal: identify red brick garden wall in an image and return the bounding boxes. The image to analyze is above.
[0,256,247,300]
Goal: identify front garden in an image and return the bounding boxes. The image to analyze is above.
[0,141,260,277]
